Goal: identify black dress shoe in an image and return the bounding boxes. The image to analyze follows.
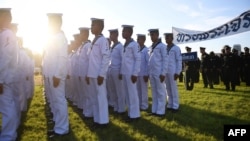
[117,112,126,115]
[83,116,93,120]
[147,112,156,116]
[124,117,140,122]
[171,109,179,113]
[140,108,148,111]
[166,108,173,111]
[91,123,108,129]
[154,114,165,117]
[48,130,69,138]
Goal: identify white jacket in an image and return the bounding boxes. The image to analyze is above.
[148,42,167,76]
[138,46,149,76]
[121,39,141,76]
[43,31,68,79]
[87,35,110,78]
[109,42,123,70]
[166,45,182,74]
[78,41,91,77]
[0,28,18,84]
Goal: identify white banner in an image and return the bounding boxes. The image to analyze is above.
[173,10,250,44]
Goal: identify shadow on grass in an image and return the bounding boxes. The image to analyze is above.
[126,115,189,141]
[16,97,33,141]
[68,101,136,141]
[69,101,188,141]
[169,104,250,141]
[43,99,79,141]
[204,87,250,98]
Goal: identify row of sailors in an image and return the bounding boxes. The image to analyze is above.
[0,8,34,141]
[42,14,182,137]
[62,27,181,117]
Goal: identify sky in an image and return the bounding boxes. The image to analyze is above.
[1,0,250,56]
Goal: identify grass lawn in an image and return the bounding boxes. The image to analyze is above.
[11,75,250,141]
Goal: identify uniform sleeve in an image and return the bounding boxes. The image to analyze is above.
[54,35,68,79]
[99,38,111,78]
[160,44,168,75]
[132,43,141,76]
[143,48,150,76]
[175,46,182,74]
[0,30,18,83]
[119,44,123,72]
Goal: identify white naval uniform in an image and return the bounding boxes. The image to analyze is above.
[43,31,69,134]
[78,41,93,117]
[16,48,30,112]
[70,51,79,105]
[137,46,149,110]
[148,41,168,115]
[107,42,126,113]
[165,44,182,110]
[26,58,34,99]
[75,46,83,109]
[87,35,110,124]
[0,28,19,141]
[42,48,54,116]
[121,39,141,118]
[65,53,73,99]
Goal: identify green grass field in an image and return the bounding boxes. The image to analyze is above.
[11,76,250,141]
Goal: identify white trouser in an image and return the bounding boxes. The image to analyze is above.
[150,75,167,115]
[65,77,72,99]
[106,69,115,107]
[137,76,148,110]
[69,76,76,101]
[45,77,55,117]
[165,73,179,110]
[26,75,34,99]
[22,80,28,111]
[81,76,93,117]
[122,74,140,118]
[110,69,126,113]
[13,81,22,126]
[72,76,78,105]
[49,77,69,134]
[0,83,18,141]
[89,78,109,124]
[76,77,83,109]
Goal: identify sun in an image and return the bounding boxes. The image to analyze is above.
[16,20,48,55]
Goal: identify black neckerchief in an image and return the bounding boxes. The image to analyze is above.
[151,39,161,53]
[111,41,120,52]
[140,45,146,52]
[91,34,103,50]
[79,40,91,53]
[167,44,175,55]
[123,39,134,52]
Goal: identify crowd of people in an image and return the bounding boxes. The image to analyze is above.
[1,8,249,140]
[182,45,250,91]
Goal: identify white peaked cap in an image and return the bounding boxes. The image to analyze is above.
[121,25,134,28]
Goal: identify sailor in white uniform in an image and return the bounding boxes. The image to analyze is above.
[45,13,69,136]
[107,28,125,113]
[136,34,149,111]
[164,33,182,113]
[77,27,93,118]
[120,25,141,121]
[0,8,19,141]
[148,29,167,116]
[72,34,82,108]
[86,18,110,126]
